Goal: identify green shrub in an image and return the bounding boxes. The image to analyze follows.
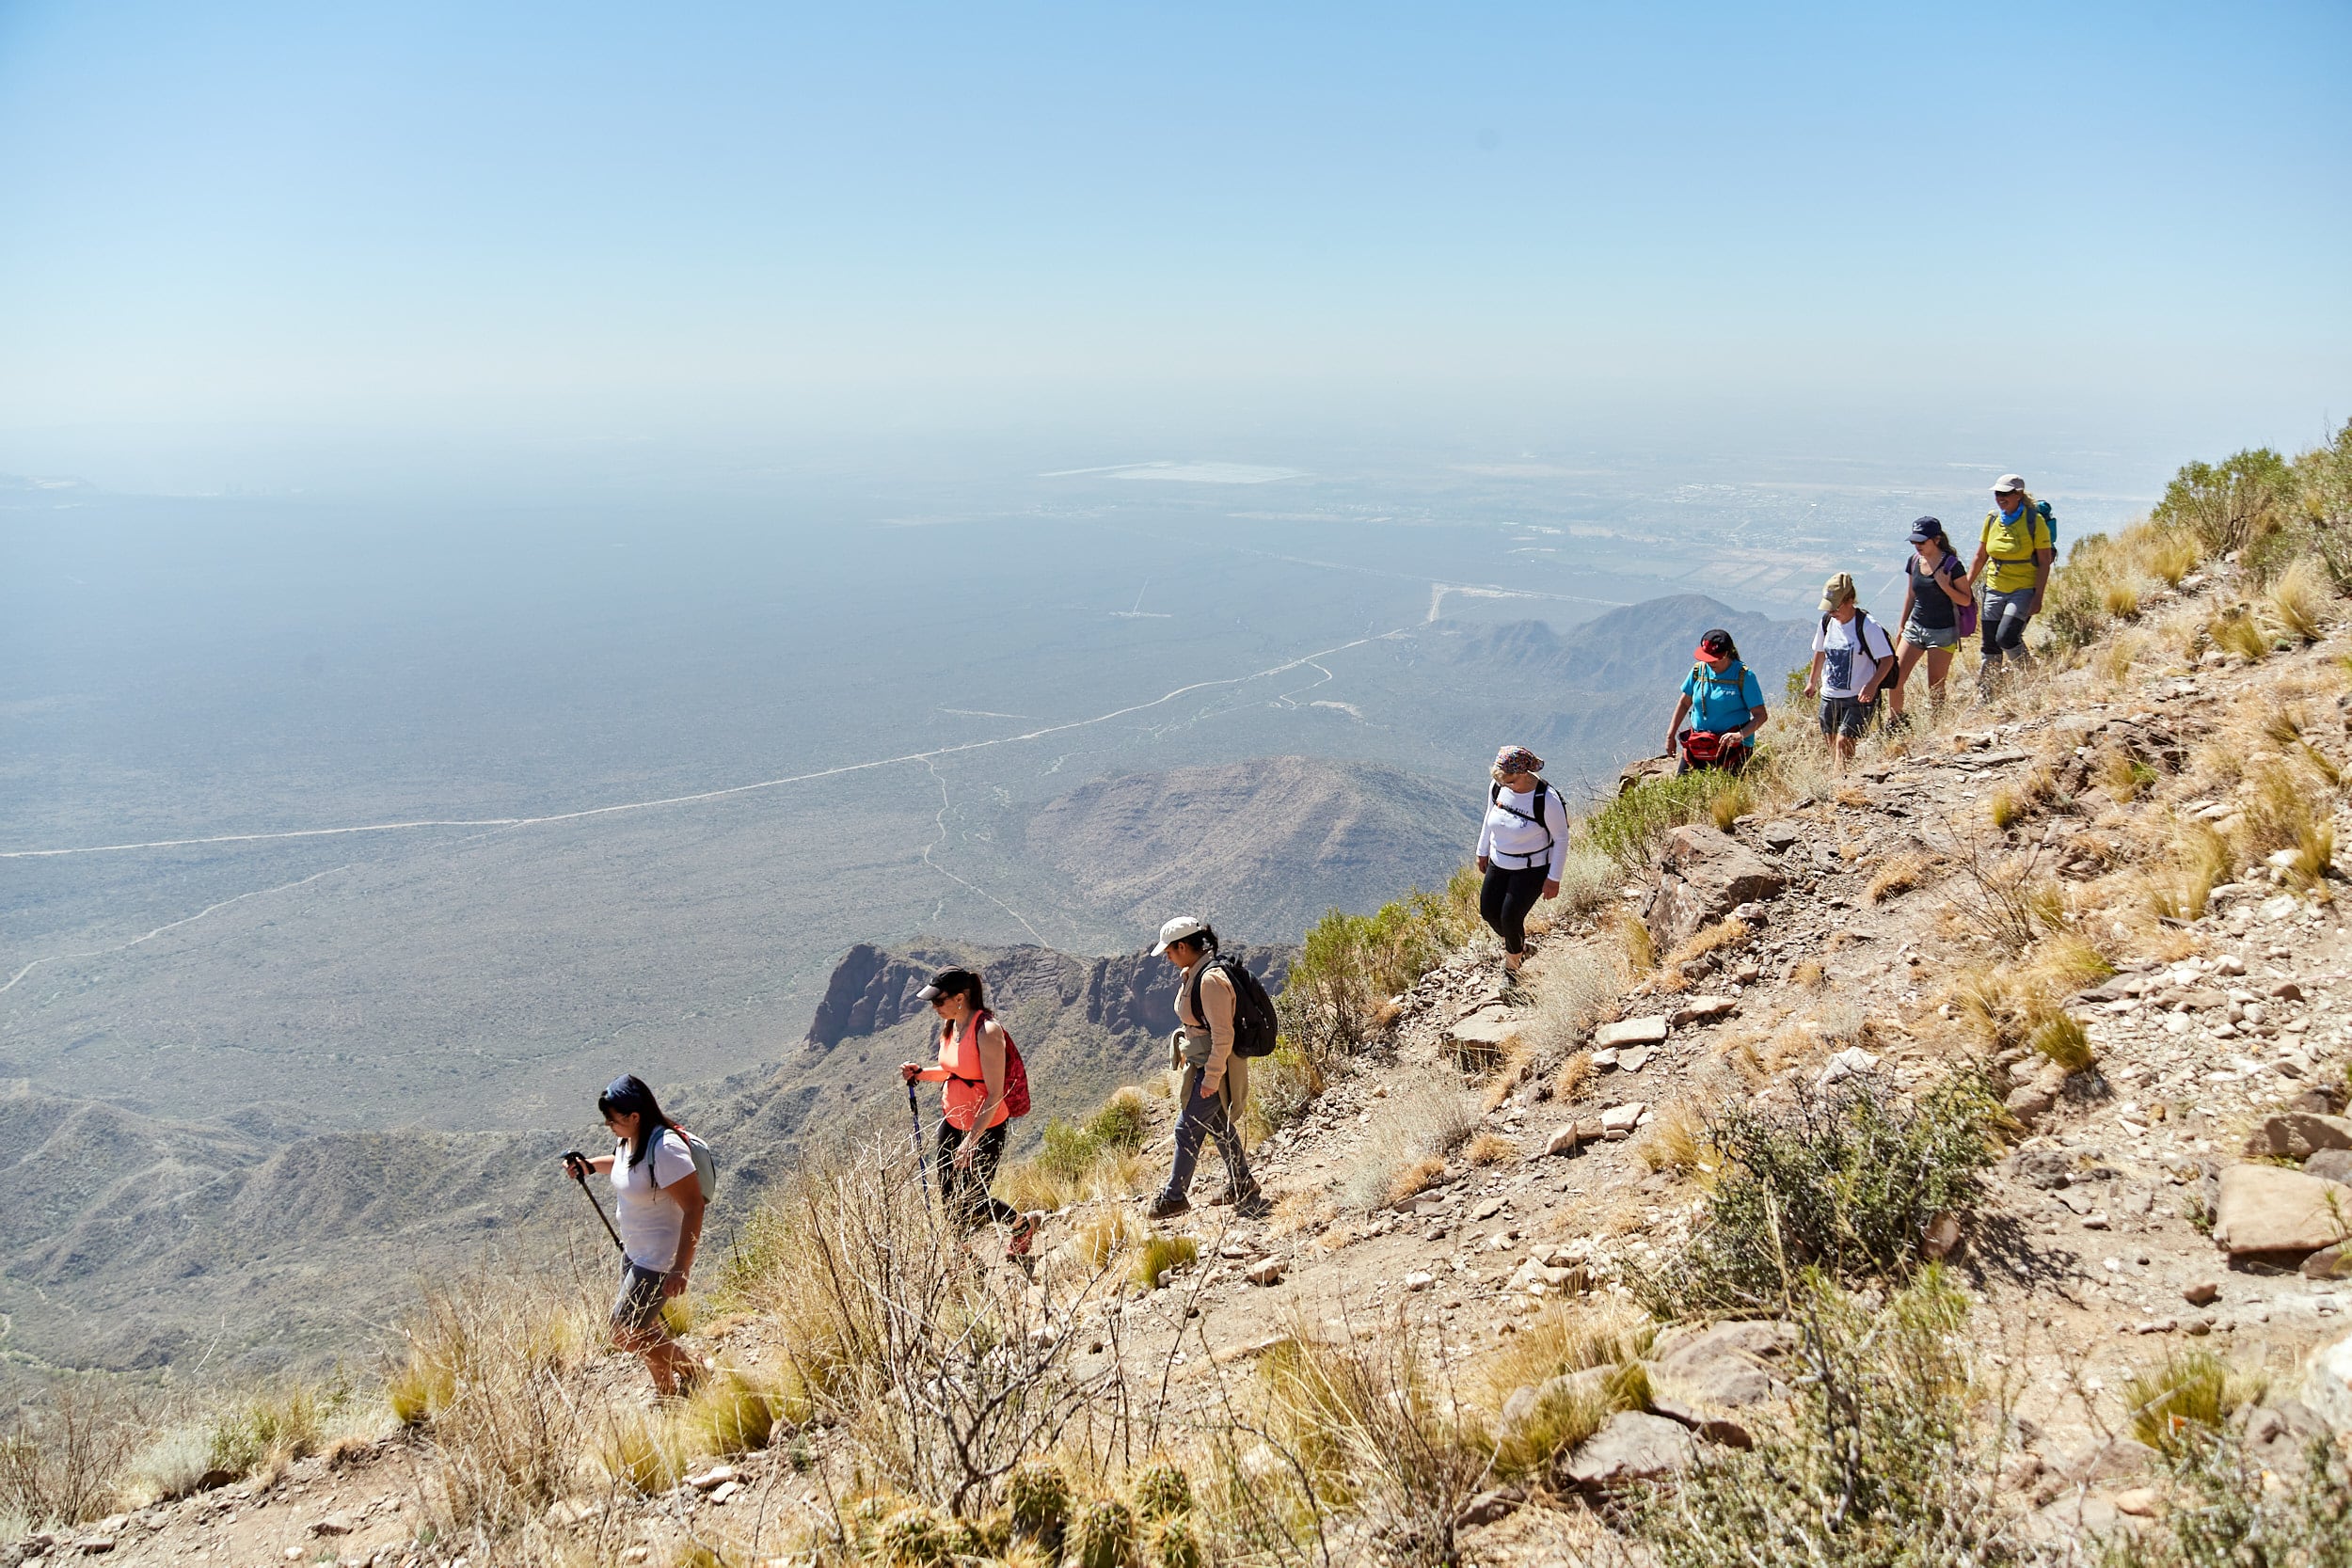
[2153,447,2294,561]
[1642,1074,2000,1316]
[1579,771,1722,871]
[1636,1271,2021,1566]
[204,1381,346,1479]
[2103,1428,2352,1568]
[1283,870,1480,1047]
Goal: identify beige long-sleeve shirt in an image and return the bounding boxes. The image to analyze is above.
[1175,956,1237,1081]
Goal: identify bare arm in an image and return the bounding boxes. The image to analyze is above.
[1803,650,1824,698]
[1966,545,1990,588]
[1938,564,1971,605]
[1666,691,1693,750]
[2030,547,2055,608]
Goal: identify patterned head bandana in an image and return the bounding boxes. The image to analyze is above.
[1492,745,1544,778]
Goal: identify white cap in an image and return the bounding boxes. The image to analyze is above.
[1152,915,1210,956]
[1993,474,2026,493]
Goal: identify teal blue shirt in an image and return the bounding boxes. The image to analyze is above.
[1680,660,1764,734]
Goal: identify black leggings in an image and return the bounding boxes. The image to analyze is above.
[1480,862,1549,955]
[937,1117,1019,1233]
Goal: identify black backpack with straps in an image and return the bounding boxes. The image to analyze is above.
[1184,953,1280,1059]
[1487,778,1555,864]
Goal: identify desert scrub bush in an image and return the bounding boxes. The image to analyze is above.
[205,1379,351,1481]
[2042,531,2149,653]
[2102,1427,2352,1568]
[1336,1075,1478,1214]
[1256,1316,1490,1564]
[1004,1088,1153,1209]
[1634,1270,2022,1567]
[1551,844,1619,916]
[1074,1208,1142,1271]
[1284,873,1479,1047]
[1635,1100,1708,1174]
[0,1381,152,1528]
[385,1272,609,1535]
[1707,773,1756,832]
[1640,1074,2000,1316]
[1239,1039,1324,1141]
[1580,770,1722,870]
[721,1135,1132,1514]
[2153,447,2296,561]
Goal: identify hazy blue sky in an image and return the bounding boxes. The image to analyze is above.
[1,1,2345,466]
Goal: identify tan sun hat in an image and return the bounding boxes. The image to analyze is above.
[1993,474,2026,493]
[1819,572,1857,610]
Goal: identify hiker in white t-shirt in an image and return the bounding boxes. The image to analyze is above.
[1802,572,1898,771]
[560,1074,707,1400]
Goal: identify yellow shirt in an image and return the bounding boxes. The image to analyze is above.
[1979,508,2052,594]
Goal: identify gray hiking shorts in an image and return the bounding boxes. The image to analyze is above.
[611,1260,670,1340]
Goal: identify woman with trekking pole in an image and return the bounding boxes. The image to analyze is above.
[900,968,1038,1259]
[558,1074,707,1401]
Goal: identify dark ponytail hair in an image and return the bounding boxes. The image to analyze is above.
[597,1073,674,1172]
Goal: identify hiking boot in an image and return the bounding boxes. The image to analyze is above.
[1232,1188,1273,1221]
[1142,1192,1192,1222]
[1005,1212,1039,1259]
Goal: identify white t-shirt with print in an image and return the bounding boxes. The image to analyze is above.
[1812,611,1897,700]
[611,1127,696,1271]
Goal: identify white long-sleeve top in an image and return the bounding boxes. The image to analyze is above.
[1475,783,1570,879]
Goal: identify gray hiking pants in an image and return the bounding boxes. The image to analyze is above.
[1159,1063,1252,1201]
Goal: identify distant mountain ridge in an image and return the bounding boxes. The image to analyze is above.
[804,939,1292,1053]
[1425,594,1812,784]
[1025,756,1477,937]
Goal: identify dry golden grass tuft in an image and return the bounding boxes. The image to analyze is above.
[1634,1101,1708,1174]
[1073,1208,1142,1272]
[1553,1050,1595,1103]
[2269,557,2331,643]
[1661,917,1749,971]
[2210,608,2273,662]
[1385,1155,1447,1207]
[1465,1132,1518,1167]
[1789,958,1826,990]
[1867,850,1933,903]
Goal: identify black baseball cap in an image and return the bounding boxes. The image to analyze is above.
[1907,515,1946,544]
[1692,629,1735,659]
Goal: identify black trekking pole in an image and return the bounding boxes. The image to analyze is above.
[906,1080,935,1215]
[562,1150,625,1254]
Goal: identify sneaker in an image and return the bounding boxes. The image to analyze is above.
[1207,1187,1237,1207]
[1143,1192,1191,1221]
[1005,1212,1039,1259]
